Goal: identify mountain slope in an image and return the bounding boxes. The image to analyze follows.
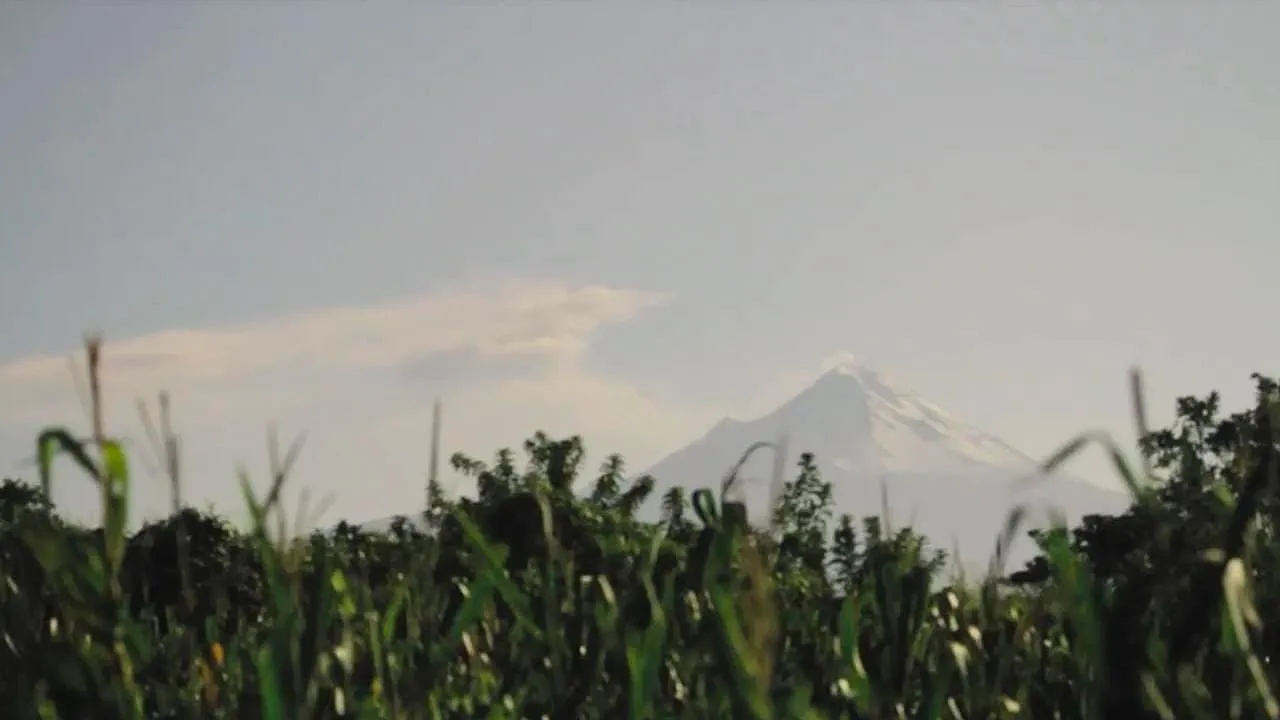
[641,358,1131,572]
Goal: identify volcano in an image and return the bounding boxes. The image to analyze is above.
[640,357,1131,573]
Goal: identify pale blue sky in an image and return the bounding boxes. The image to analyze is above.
[2,5,1277,528]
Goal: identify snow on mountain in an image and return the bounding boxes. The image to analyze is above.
[641,357,1131,573]
[771,359,1036,474]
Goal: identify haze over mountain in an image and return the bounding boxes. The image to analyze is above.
[639,357,1132,572]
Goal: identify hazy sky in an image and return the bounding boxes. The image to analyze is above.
[2,5,1277,529]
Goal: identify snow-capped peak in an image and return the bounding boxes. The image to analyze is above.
[639,354,1129,572]
[779,359,1035,474]
[818,350,874,378]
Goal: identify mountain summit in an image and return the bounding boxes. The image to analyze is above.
[642,358,1130,571]
[759,360,1035,475]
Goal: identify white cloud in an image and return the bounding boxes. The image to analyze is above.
[0,279,665,428]
[0,280,718,526]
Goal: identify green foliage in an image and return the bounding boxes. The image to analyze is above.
[5,351,1280,718]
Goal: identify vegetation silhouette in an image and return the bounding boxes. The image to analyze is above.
[2,339,1278,718]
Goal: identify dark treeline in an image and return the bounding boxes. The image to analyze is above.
[2,374,1280,719]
